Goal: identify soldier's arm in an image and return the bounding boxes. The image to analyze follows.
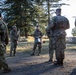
[33,31,36,38]
[46,17,55,38]
[40,31,43,38]
[2,20,9,45]
[64,18,70,30]
[66,18,70,29]
[46,26,50,38]
[10,31,18,40]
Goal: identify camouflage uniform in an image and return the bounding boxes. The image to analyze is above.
[0,18,11,73]
[72,19,76,36]
[46,8,70,65]
[31,26,42,56]
[10,26,19,56]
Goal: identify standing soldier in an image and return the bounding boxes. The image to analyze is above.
[31,25,43,56]
[71,19,76,36]
[10,25,19,56]
[0,12,11,73]
[46,8,70,65]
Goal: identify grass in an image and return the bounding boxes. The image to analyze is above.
[20,36,49,42]
[6,41,49,55]
[6,37,76,56]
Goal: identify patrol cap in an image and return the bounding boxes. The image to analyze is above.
[12,26,17,29]
[56,8,61,12]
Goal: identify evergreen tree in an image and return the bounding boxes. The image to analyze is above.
[3,0,61,37]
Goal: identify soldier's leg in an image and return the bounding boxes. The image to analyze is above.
[10,49,12,56]
[55,42,64,65]
[60,38,66,65]
[54,49,61,65]
[54,39,65,65]
[55,49,64,65]
[13,48,16,56]
[60,49,64,65]
[13,42,17,56]
[0,54,11,73]
[37,42,42,56]
[48,37,54,62]
[4,45,6,53]
[49,47,54,62]
[1,61,11,73]
[54,38,62,65]
[31,42,37,56]
[48,38,54,62]
[10,42,14,56]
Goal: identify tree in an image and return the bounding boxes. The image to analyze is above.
[2,0,62,38]
[3,0,34,37]
[3,0,48,37]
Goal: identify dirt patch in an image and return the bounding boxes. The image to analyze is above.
[0,43,76,75]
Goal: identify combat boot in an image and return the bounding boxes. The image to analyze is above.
[54,59,60,65]
[60,59,63,66]
[31,53,35,56]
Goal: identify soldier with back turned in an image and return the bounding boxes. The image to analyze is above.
[46,8,70,65]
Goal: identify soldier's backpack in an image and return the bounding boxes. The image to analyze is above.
[54,16,70,30]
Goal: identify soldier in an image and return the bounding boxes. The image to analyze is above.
[0,12,11,73]
[31,25,43,56]
[46,8,70,65]
[10,25,19,56]
[71,19,76,36]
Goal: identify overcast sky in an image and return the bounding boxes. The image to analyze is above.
[59,0,76,37]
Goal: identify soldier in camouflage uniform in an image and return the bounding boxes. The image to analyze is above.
[72,19,76,36]
[46,8,70,65]
[0,12,11,73]
[10,26,19,56]
[31,25,43,56]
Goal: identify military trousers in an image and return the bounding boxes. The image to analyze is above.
[0,44,9,70]
[32,42,42,54]
[49,36,66,61]
[10,41,17,56]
